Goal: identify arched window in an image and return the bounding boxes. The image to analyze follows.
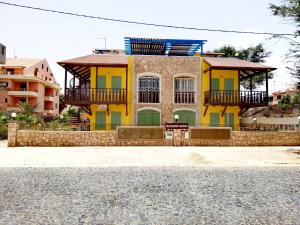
[174,76,195,103]
[34,68,38,76]
[173,110,196,126]
[138,76,160,103]
[137,109,160,126]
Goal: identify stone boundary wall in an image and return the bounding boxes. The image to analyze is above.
[16,130,117,147]
[7,123,300,147]
[188,131,300,146]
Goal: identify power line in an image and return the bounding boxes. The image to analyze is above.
[0,1,297,37]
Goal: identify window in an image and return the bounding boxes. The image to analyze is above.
[7,69,14,75]
[174,77,195,103]
[19,98,26,103]
[277,95,282,100]
[55,103,58,109]
[42,64,44,69]
[137,109,160,126]
[20,83,27,91]
[56,91,58,96]
[224,113,234,129]
[95,111,106,130]
[4,98,7,103]
[34,68,38,76]
[111,112,121,129]
[0,82,8,87]
[210,113,220,127]
[138,76,160,103]
[1,47,4,55]
[47,67,48,72]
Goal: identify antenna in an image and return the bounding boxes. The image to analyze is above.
[96,37,107,49]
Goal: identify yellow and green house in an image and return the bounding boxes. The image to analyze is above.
[58,38,276,130]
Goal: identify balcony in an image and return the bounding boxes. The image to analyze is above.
[204,90,268,107]
[44,95,54,101]
[44,106,54,114]
[174,91,195,104]
[138,91,159,103]
[7,88,38,97]
[7,104,21,112]
[65,88,127,105]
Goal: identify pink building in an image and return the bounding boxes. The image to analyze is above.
[0,58,60,116]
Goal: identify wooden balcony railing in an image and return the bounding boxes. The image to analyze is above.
[138,91,160,103]
[65,88,127,105]
[204,90,268,107]
[174,91,195,103]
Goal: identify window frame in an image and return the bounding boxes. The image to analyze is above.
[173,75,196,104]
[137,74,161,104]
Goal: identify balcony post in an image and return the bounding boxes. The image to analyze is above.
[64,67,67,97]
[250,75,253,103]
[265,71,269,105]
[72,73,75,100]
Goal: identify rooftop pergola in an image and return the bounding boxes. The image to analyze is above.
[124,37,207,56]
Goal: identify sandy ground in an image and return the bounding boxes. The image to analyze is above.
[0,140,299,167]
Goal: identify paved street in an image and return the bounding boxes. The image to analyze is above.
[0,144,300,224]
[0,167,300,225]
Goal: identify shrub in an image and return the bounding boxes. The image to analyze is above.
[0,124,8,140]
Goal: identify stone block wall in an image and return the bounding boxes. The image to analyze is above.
[16,130,117,147]
[7,123,300,147]
[188,131,300,146]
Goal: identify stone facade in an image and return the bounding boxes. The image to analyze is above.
[133,56,201,125]
[7,123,300,147]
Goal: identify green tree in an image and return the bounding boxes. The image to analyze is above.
[291,91,300,113]
[214,44,272,89]
[17,102,40,122]
[277,95,292,110]
[270,0,300,86]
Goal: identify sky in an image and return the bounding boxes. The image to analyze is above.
[0,0,298,93]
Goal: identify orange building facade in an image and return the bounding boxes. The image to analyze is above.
[0,58,60,116]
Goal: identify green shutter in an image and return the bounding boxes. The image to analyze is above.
[137,110,160,126]
[111,112,121,129]
[224,113,234,129]
[111,76,122,89]
[224,78,234,97]
[211,78,219,90]
[95,111,106,130]
[210,113,220,127]
[211,78,219,97]
[174,111,196,126]
[97,76,106,89]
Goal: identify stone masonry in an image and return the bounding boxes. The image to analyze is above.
[8,123,300,147]
[133,56,201,125]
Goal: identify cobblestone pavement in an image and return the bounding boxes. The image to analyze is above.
[0,168,299,225]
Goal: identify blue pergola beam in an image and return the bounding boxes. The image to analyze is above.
[124,37,207,56]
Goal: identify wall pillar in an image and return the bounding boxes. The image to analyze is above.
[8,122,19,147]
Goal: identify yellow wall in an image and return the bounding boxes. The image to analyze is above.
[89,56,133,130]
[200,59,240,130]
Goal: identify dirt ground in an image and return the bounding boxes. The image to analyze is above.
[0,140,299,167]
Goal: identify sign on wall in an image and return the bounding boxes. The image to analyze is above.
[165,123,188,131]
